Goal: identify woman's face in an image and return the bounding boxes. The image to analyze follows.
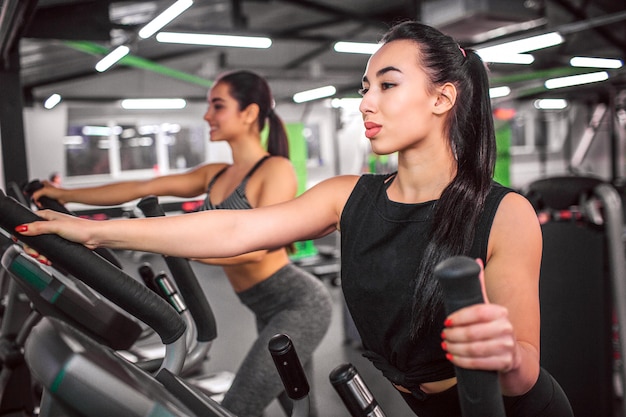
[359,39,441,155]
[203,82,248,142]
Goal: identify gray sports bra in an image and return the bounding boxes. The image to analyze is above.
[201,155,270,211]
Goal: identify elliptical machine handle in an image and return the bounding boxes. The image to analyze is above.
[329,363,386,417]
[136,195,218,342]
[268,333,310,401]
[0,190,186,346]
[434,256,506,417]
[22,179,123,270]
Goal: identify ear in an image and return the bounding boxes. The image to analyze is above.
[432,82,457,115]
[242,103,260,126]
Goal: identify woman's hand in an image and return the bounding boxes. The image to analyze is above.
[31,181,67,206]
[440,259,520,374]
[14,209,100,250]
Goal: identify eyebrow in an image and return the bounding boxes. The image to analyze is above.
[362,66,402,83]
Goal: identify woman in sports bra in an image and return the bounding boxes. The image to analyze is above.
[30,70,332,417]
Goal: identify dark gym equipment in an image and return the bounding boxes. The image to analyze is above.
[268,334,310,417]
[434,256,506,417]
[329,363,386,417]
[526,175,626,417]
[22,179,123,270]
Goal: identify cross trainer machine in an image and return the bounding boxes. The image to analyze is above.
[526,175,626,417]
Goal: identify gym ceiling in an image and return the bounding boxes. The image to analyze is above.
[1,0,625,107]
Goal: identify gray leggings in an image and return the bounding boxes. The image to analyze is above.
[220,264,333,417]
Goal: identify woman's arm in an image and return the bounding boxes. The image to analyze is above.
[441,192,542,396]
[17,175,359,260]
[31,164,223,206]
[193,156,298,266]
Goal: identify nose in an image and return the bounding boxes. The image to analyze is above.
[203,108,212,123]
[359,93,374,115]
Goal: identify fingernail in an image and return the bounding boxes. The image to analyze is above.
[440,331,446,339]
[446,353,453,361]
[15,225,28,233]
[441,341,447,351]
[444,318,453,327]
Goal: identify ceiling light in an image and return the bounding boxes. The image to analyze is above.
[156,32,271,48]
[489,86,511,98]
[333,41,381,55]
[534,99,568,110]
[570,56,623,69]
[138,0,194,39]
[95,45,130,72]
[44,93,62,109]
[293,86,336,103]
[477,32,564,56]
[120,98,187,109]
[544,71,609,89]
[477,53,534,65]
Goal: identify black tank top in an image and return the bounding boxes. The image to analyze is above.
[340,173,512,388]
[201,155,270,211]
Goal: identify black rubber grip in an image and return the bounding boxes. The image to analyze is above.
[268,334,310,400]
[138,262,160,294]
[434,256,506,417]
[329,363,382,417]
[136,196,218,342]
[0,190,186,344]
[22,180,123,270]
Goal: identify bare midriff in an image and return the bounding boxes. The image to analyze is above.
[393,376,457,395]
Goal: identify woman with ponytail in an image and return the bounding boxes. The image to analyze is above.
[22,23,572,416]
[30,69,332,417]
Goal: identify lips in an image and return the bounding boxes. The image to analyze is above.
[364,121,382,139]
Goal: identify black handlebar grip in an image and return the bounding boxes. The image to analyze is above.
[329,363,385,417]
[23,180,72,214]
[434,256,506,417]
[138,262,160,293]
[0,190,186,344]
[136,195,218,342]
[268,334,310,400]
[22,179,123,270]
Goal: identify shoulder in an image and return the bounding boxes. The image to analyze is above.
[489,190,542,257]
[255,156,296,178]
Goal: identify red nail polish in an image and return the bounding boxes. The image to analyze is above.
[444,318,453,327]
[14,225,28,233]
[446,353,453,361]
[441,341,447,351]
[440,331,446,339]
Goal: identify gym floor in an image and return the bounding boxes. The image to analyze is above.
[115,236,414,417]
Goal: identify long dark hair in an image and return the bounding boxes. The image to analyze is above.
[380,21,496,338]
[215,70,290,158]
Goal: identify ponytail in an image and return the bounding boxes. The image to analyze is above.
[266,109,290,158]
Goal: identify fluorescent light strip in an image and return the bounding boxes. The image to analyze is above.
[570,56,623,69]
[156,32,272,48]
[95,45,130,72]
[545,71,609,89]
[44,93,61,109]
[534,99,568,110]
[477,53,534,65]
[489,86,511,98]
[138,0,194,39]
[120,98,187,109]
[477,32,564,55]
[333,41,381,55]
[293,86,336,103]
